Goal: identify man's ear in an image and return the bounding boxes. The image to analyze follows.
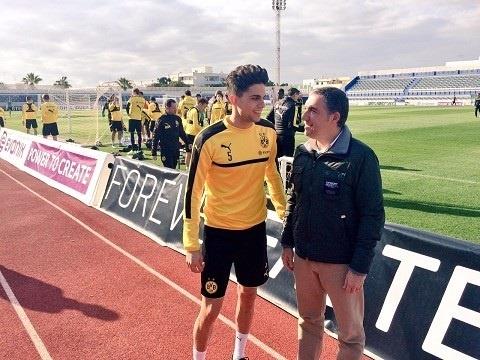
[229,94,238,106]
[330,111,341,126]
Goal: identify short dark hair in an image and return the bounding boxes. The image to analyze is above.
[185,90,192,96]
[195,93,201,98]
[150,96,156,101]
[288,87,300,97]
[226,64,269,96]
[165,99,176,108]
[311,87,349,127]
[197,98,208,105]
[26,96,32,101]
[133,88,140,95]
[42,94,49,101]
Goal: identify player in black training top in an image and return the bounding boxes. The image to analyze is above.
[151,98,188,169]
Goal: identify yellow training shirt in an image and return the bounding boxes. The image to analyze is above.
[109,103,122,121]
[178,96,197,119]
[40,102,59,124]
[148,102,163,121]
[183,117,286,251]
[184,107,204,136]
[127,95,145,120]
[22,103,38,120]
[0,107,5,117]
[210,101,226,124]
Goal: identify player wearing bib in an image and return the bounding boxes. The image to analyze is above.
[184,64,286,360]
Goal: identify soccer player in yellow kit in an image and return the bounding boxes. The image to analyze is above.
[148,96,163,139]
[184,98,208,168]
[126,88,145,151]
[40,94,59,141]
[178,90,197,119]
[22,96,39,135]
[209,92,226,124]
[183,64,286,360]
[108,96,124,147]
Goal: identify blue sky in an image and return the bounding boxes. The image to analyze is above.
[0,0,478,87]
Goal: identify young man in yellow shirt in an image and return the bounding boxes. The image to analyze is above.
[183,64,286,360]
[184,98,208,167]
[40,94,59,141]
[22,96,39,135]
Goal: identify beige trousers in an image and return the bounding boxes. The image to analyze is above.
[294,254,365,360]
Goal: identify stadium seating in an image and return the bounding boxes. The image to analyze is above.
[346,68,480,105]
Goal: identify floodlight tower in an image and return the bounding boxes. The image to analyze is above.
[272,0,286,91]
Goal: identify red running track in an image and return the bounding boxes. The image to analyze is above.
[0,159,370,360]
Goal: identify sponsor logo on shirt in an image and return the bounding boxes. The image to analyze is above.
[259,132,269,148]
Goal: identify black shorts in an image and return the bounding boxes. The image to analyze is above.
[0,117,4,127]
[110,121,123,131]
[129,119,142,133]
[42,123,59,136]
[26,119,38,129]
[201,222,269,298]
[185,134,195,153]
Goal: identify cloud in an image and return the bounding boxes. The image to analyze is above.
[0,0,478,87]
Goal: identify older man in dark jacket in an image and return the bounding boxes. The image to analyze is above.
[281,87,384,360]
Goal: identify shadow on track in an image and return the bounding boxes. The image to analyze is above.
[0,266,120,321]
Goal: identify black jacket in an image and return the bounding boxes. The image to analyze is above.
[281,127,385,274]
[273,96,299,136]
[152,114,188,156]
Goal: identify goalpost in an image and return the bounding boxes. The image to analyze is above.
[94,82,124,146]
[50,89,96,143]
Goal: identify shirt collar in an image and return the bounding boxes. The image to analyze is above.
[304,126,351,155]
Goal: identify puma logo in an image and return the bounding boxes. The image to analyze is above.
[221,143,231,151]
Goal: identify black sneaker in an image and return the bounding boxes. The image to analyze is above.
[232,357,249,360]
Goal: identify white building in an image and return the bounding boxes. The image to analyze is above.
[169,66,226,87]
[302,77,351,91]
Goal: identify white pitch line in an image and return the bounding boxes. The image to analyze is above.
[0,269,53,360]
[0,167,287,360]
[382,169,478,185]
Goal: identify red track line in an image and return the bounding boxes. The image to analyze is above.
[0,160,366,359]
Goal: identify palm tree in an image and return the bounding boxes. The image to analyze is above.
[54,76,71,89]
[157,77,171,86]
[116,77,133,90]
[22,73,42,87]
